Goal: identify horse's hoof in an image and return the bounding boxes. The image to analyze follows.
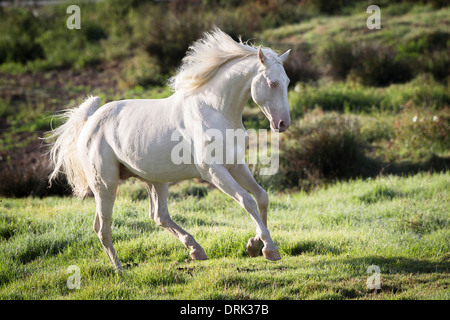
[262,249,281,261]
[115,269,126,275]
[190,248,208,260]
[246,237,263,257]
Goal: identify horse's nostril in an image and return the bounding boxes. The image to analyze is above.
[278,120,287,131]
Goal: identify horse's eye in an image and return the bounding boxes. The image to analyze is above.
[269,82,278,89]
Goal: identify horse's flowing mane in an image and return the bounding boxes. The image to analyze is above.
[168,28,261,94]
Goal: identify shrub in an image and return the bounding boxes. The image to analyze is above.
[351,46,413,86]
[418,50,450,82]
[82,22,108,42]
[0,8,44,64]
[283,43,319,85]
[0,154,71,198]
[389,30,450,84]
[321,39,418,86]
[359,115,394,143]
[387,106,450,162]
[382,75,450,110]
[323,29,450,86]
[322,41,354,81]
[121,51,164,88]
[301,0,355,14]
[278,111,372,190]
[128,4,210,75]
[36,28,102,70]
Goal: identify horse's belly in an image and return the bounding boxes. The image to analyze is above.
[116,139,201,183]
[138,164,201,182]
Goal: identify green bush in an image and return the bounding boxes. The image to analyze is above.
[322,40,414,86]
[350,42,414,86]
[383,75,450,110]
[322,40,354,80]
[418,50,450,82]
[278,112,372,190]
[82,22,108,42]
[283,43,319,85]
[393,30,450,82]
[387,106,450,161]
[301,0,356,14]
[359,116,394,143]
[0,8,44,64]
[128,4,209,75]
[36,28,102,70]
[121,51,164,88]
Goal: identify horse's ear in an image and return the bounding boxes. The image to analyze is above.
[258,48,267,67]
[279,49,291,63]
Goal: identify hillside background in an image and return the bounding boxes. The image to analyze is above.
[0,0,449,197]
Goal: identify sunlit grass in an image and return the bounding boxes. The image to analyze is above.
[0,172,448,299]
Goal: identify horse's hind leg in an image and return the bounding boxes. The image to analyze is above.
[144,181,207,260]
[81,149,122,271]
[92,187,122,272]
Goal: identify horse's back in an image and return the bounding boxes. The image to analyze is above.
[78,96,200,182]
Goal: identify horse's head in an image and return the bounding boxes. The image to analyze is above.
[251,48,291,132]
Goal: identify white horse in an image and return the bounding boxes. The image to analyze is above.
[48,28,291,272]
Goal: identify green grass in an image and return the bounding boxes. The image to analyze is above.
[261,5,450,44]
[0,172,448,299]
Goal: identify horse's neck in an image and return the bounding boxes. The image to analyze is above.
[202,57,258,125]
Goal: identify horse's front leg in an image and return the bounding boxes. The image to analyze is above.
[201,164,280,261]
[229,164,268,258]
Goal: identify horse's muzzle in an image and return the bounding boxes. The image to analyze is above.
[271,119,291,132]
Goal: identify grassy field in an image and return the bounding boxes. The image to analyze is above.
[0,1,448,302]
[0,172,448,300]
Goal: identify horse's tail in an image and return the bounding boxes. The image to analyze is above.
[47,96,100,198]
